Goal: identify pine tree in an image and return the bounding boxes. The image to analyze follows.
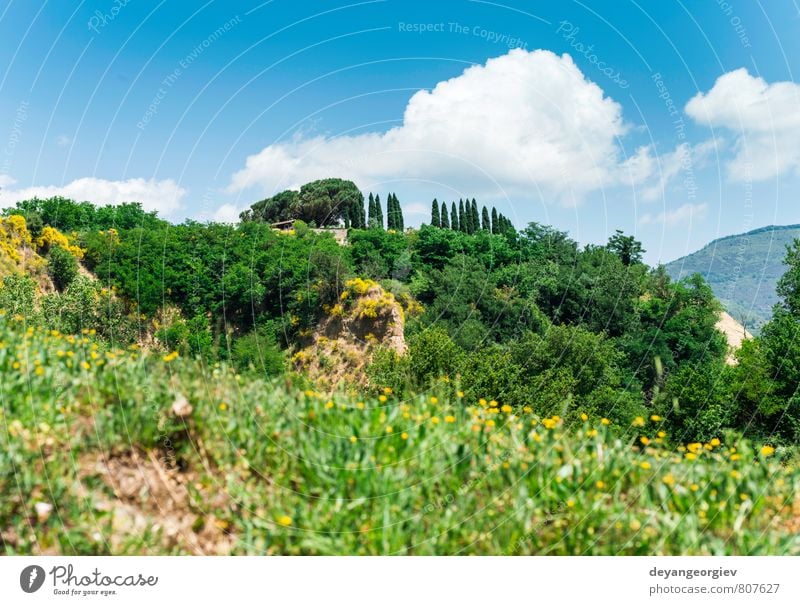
[451,202,459,232]
[458,199,466,233]
[375,194,383,229]
[440,201,450,229]
[491,207,498,234]
[482,206,490,231]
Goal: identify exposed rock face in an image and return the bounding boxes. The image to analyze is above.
[716,311,752,365]
[292,278,420,387]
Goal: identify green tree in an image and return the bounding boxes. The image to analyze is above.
[481,206,490,231]
[374,194,384,229]
[451,202,459,232]
[47,245,79,291]
[458,200,467,233]
[440,202,450,229]
[491,207,498,234]
[607,230,645,266]
[431,199,440,228]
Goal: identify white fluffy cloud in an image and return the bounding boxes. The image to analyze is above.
[229,49,650,203]
[639,202,708,227]
[686,68,800,181]
[0,177,186,215]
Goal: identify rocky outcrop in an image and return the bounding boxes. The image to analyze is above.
[291,278,421,387]
[716,311,752,365]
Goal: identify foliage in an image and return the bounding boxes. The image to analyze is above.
[230,325,285,375]
[47,245,79,291]
[241,179,364,227]
[7,197,164,232]
[0,314,797,555]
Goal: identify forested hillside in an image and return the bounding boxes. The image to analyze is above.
[2,184,800,555]
[666,224,800,333]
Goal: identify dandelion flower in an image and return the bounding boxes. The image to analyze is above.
[276,515,293,527]
[349,436,358,443]
[444,415,456,423]
[760,445,775,457]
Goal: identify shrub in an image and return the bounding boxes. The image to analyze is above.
[47,245,79,291]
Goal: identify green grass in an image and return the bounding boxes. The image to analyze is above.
[1,313,798,555]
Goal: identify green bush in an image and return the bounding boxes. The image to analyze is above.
[47,245,79,291]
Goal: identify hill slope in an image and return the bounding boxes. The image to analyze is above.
[665,224,800,333]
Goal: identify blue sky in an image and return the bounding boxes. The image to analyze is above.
[1,0,799,263]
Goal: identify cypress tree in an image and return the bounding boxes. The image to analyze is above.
[387,194,395,230]
[470,199,478,233]
[357,199,365,228]
[458,199,466,233]
[440,201,450,229]
[482,206,490,231]
[391,193,400,230]
[391,193,399,230]
[431,199,440,228]
[395,194,404,230]
[491,207,498,234]
[368,193,376,228]
[451,202,459,232]
[375,194,383,229]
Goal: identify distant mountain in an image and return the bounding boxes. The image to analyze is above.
[665,224,800,334]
